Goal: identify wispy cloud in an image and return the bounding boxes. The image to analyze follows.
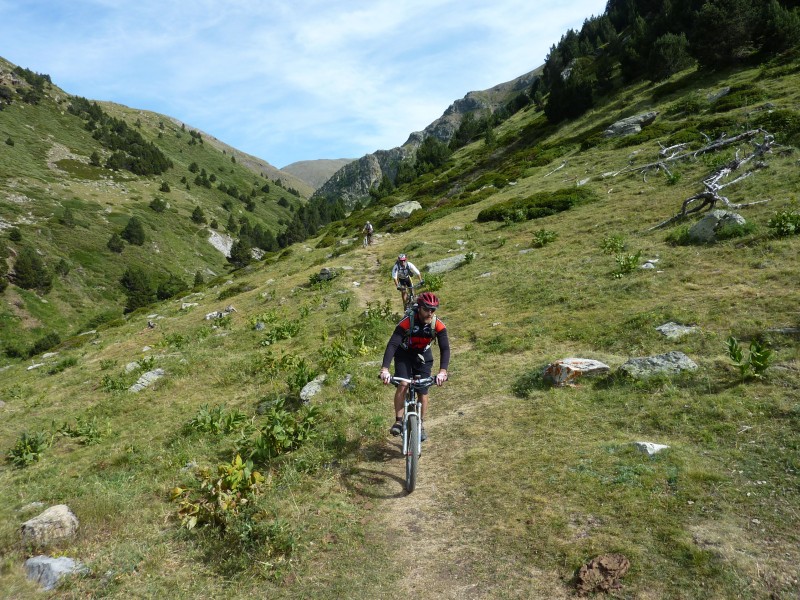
[0,0,607,167]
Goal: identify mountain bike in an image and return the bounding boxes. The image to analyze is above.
[398,280,424,311]
[363,233,372,247]
[391,375,434,492]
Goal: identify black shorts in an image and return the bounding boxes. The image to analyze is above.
[393,347,433,393]
[398,277,412,288]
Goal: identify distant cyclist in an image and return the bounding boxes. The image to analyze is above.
[391,254,422,309]
[362,221,374,246]
[380,291,449,441]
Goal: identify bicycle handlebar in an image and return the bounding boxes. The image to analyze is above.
[390,376,435,389]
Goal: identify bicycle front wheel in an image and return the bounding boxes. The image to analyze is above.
[405,414,420,492]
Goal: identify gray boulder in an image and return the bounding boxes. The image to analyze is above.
[688,210,746,242]
[604,112,658,137]
[655,322,699,340]
[129,368,165,392]
[425,254,470,274]
[543,358,611,387]
[21,505,79,546]
[315,267,339,281]
[389,201,422,219]
[300,374,327,404]
[24,555,87,590]
[619,351,698,379]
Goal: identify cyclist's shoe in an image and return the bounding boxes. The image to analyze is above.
[389,421,402,436]
[421,426,428,442]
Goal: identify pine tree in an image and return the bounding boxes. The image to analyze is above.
[13,247,53,293]
[191,206,207,224]
[121,216,145,245]
[120,266,156,312]
[228,238,252,268]
[107,233,124,253]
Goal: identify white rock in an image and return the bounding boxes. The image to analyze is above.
[634,442,670,456]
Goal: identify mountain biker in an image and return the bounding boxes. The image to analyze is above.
[380,291,449,442]
[391,254,422,309]
[362,221,374,245]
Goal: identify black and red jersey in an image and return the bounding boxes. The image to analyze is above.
[381,310,450,371]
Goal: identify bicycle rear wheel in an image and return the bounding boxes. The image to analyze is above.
[405,414,420,492]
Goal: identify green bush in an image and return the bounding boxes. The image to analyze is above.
[600,235,625,254]
[29,331,61,357]
[531,229,558,248]
[184,404,249,435]
[477,187,598,223]
[244,399,319,463]
[752,109,800,147]
[711,85,768,113]
[7,431,52,467]
[727,336,772,379]
[172,454,265,530]
[767,207,800,236]
[611,251,642,278]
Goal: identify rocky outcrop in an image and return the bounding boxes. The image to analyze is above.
[389,201,422,218]
[312,68,541,209]
[603,112,658,137]
[312,147,414,210]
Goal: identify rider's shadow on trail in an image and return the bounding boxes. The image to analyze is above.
[341,441,409,499]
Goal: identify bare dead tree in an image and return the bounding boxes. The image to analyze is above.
[647,132,776,230]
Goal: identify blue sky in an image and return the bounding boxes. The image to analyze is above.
[0,0,608,168]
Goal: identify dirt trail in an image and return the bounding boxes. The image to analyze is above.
[347,238,569,599]
[348,239,499,599]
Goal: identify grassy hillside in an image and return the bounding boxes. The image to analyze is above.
[0,56,310,353]
[0,54,799,599]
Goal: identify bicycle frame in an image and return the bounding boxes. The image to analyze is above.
[391,376,434,492]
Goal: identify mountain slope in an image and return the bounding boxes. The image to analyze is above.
[281,158,355,190]
[0,56,312,352]
[1,49,798,599]
[312,68,541,208]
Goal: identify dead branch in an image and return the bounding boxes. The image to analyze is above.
[646,131,776,231]
[544,161,567,177]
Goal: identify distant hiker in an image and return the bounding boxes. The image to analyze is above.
[362,221,374,246]
[380,291,449,441]
[391,253,422,309]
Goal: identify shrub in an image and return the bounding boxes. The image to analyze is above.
[172,454,266,530]
[157,273,189,300]
[7,431,52,467]
[107,232,124,253]
[727,336,772,379]
[29,331,61,357]
[423,273,444,292]
[243,399,319,463]
[600,234,625,254]
[149,197,167,213]
[715,220,756,240]
[184,404,249,435]
[711,85,768,113]
[477,187,598,223]
[531,229,558,248]
[767,207,800,237]
[611,251,642,278]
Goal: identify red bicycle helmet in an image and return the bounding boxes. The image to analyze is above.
[417,292,439,309]
[398,254,407,262]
